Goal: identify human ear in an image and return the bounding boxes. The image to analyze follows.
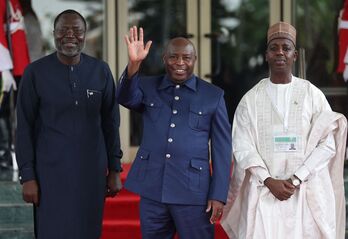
[293,50,298,62]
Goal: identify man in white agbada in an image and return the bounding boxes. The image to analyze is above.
[221,22,347,239]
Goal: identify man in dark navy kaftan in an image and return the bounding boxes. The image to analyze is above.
[15,10,123,239]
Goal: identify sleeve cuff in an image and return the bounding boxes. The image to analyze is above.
[108,150,123,172]
[294,165,310,182]
[19,167,36,184]
[119,70,127,85]
[249,166,271,186]
[119,66,139,83]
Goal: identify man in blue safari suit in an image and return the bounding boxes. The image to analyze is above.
[116,26,232,239]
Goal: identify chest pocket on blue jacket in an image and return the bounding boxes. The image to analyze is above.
[189,158,210,192]
[86,89,102,115]
[189,105,211,131]
[143,98,163,122]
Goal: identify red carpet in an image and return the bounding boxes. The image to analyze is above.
[101,164,229,239]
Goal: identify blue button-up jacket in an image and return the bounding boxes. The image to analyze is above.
[117,72,232,205]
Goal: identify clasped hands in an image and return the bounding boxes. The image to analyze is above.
[264,177,299,201]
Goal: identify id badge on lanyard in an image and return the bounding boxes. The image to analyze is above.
[273,134,299,152]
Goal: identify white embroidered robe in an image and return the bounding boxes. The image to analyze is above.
[221,76,347,239]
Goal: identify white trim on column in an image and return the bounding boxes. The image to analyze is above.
[187,0,199,76]
[283,0,292,24]
[105,0,131,163]
[269,0,293,25]
[105,0,116,73]
[199,0,211,82]
[116,0,131,163]
[269,0,281,25]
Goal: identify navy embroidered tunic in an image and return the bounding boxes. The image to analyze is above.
[16,53,122,239]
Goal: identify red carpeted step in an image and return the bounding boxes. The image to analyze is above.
[102,165,140,239]
[101,220,141,239]
[103,194,140,221]
[171,222,227,239]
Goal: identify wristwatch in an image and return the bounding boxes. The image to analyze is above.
[290,175,301,186]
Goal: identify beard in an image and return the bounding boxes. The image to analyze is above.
[55,40,85,57]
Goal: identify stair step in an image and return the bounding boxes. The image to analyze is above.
[101,220,141,239]
[104,195,140,220]
[0,203,33,226]
[0,174,34,238]
[0,169,19,183]
[0,182,23,204]
[102,221,228,239]
[103,219,140,226]
[0,229,34,239]
[0,222,33,230]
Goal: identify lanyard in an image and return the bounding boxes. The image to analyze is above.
[266,80,293,132]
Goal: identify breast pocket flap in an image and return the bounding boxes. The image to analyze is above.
[189,105,206,115]
[190,158,208,171]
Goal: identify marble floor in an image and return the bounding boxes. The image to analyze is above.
[0,167,34,239]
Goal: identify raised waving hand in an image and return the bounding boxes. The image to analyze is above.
[125,26,152,77]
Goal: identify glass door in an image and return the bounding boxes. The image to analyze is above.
[294,0,348,119]
[209,0,269,123]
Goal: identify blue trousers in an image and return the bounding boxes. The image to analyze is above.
[140,197,214,239]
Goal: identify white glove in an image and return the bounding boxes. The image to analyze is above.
[1,70,17,92]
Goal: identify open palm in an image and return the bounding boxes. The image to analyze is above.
[125,26,152,63]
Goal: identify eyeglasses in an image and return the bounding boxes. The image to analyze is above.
[54,27,85,37]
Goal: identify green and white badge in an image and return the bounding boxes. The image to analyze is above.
[273,135,298,152]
